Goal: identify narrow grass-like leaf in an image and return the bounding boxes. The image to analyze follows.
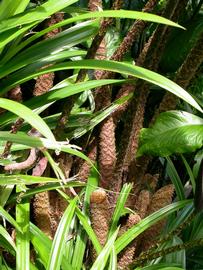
[47,197,77,270]
[30,222,52,268]
[0,132,93,166]
[0,23,36,52]
[181,154,196,193]
[30,222,74,270]
[115,200,192,254]
[0,21,98,77]
[0,225,16,252]
[109,246,117,270]
[0,185,14,207]
[0,98,55,141]
[76,208,102,254]
[108,183,132,238]
[16,190,30,270]
[7,181,84,205]
[91,228,119,270]
[0,0,30,20]
[72,168,99,269]
[0,79,127,127]
[0,174,72,185]
[4,9,184,60]
[0,206,22,232]
[136,265,184,270]
[2,60,201,112]
[166,157,185,201]
[69,93,133,139]
[0,0,78,33]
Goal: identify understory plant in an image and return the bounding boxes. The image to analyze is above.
[0,0,202,269]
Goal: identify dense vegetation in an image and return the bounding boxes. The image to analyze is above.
[0,0,202,269]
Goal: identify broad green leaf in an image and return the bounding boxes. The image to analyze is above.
[91,228,119,270]
[0,21,98,78]
[137,111,203,157]
[0,98,55,141]
[16,193,30,270]
[0,0,78,33]
[115,200,192,254]
[2,60,202,112]
[47,197,77,270]
[0,0,30,20]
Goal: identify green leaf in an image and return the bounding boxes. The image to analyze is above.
[109,246,117,270]
[30,222,52,268]
[0,174,73,185]
[108,183,132,238]
[16,192,30,270]
[0,225,16,253]
[137,111,203,157]
[0,132,93,166]
[165,157,185,201]
[8,181,84,205]
[0,79,127,127]
[76,208,102,255]
[162,236,186,269]
[0,0,30,20]
[115,200,192,254]
[0,98,55,141]
[181,154,196,194]
[47,197,77,270]
[0,206,22,233]
[1,9,184,61]
[72,169,99,269]
[90,228,119,270]
[0,21,98,77]
[2,60,202,112]
[0,0,78,33]
[136,265,184,270]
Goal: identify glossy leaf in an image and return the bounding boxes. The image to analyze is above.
[115,200,191,254]
[2,61,202,112]
[91,228,119,270]
[0,0,30,20]
[16,193,30,270]
[0,21,98,78]
[47,197,77,270]
[137,111,203,157]
[0,98,55,141]
[0,0,78,33]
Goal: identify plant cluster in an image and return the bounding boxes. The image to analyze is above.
[0,0,202,269]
